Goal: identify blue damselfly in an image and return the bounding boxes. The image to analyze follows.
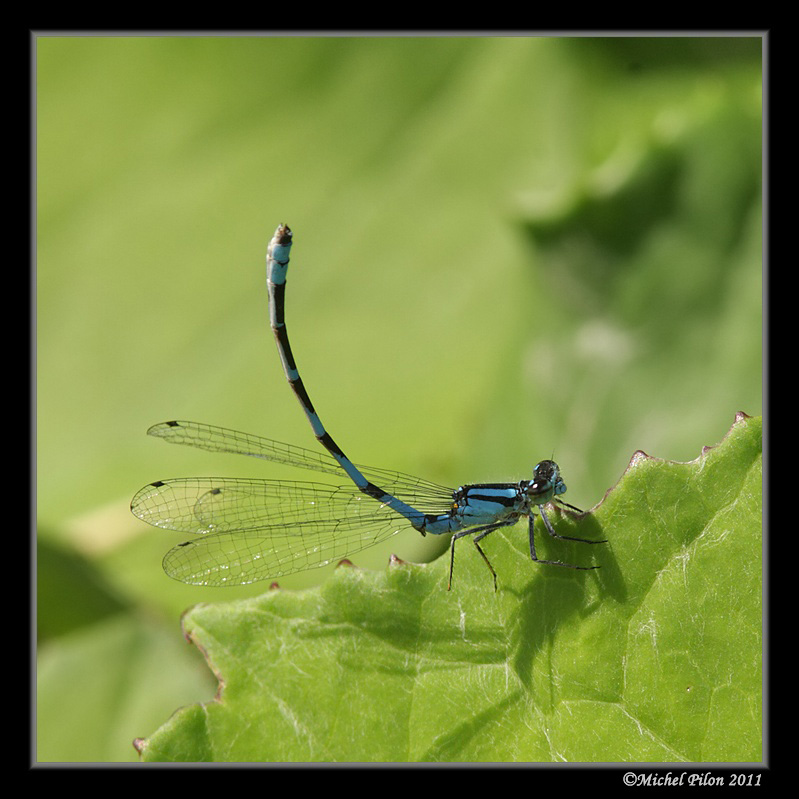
[131,225,605,589]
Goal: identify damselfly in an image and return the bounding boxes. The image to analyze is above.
[131,225,605,589]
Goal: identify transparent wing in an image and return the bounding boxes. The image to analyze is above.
[131,477,415,534]
[131,476,439,586]
[146,420,454,507]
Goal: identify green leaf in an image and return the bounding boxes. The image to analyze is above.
[138,413,761,763]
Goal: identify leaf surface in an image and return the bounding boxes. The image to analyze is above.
[139,414,761,762]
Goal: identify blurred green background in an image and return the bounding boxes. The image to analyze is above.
[36,35,762,762]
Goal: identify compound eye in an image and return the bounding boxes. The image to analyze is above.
[534,460,558,480]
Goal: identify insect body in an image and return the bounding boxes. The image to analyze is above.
[131,225,605,588]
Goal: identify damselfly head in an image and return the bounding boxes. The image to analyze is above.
[527,460,566,503]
